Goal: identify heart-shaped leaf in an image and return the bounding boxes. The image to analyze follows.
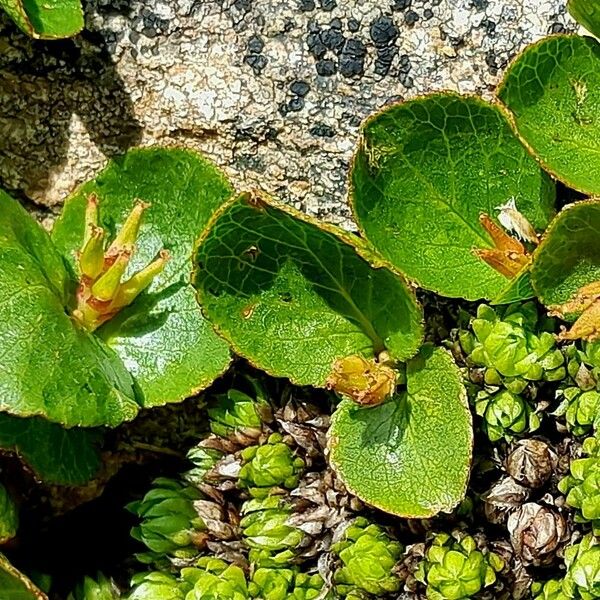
[328,346,472,518]
[0,0,83,39]
[52,148,234,409]
[0,414,102,486]
[0,190,140,427]
[193,192,423,388]
[0,483,18,544]
[568,0,600,40]
[498,35,600,195]
[350,93,555,301]
[0,554,47,600]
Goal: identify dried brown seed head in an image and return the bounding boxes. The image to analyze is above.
[506,439,558,489]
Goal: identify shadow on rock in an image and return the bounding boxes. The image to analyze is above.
[0,14,142,209]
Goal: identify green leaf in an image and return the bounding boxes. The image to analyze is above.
[531,199,600,310]
[193,192,423,388]
[498,34,600,195]
[0,414,101,485]
[0,0,83,39]
[568,0,600,38]
[0,190,140,428]
[0,554,47,599]
[328,346,472,518]
[492,267,535,305]
[52,148,234,409]
[350,93,554,300]
[0,482,18,544]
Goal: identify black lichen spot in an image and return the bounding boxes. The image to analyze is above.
[247,35,265,53]
[399,72,413,88]
[321,27,346,52]
[398,53,411,74]
[299,0,315,11]
[309,123,336,137]
[347,17,360,32]
[330,17,343,29]
[316,59,337,76]
[307,32,328,59]
[550,22,567,34]
[141,27,158,39]
[485,49,498,71]
[141,9,170,34]
[370,15,398,47]
[319,0,337,11]
[391,0,411,11]
[423,8,434,20]
[244,53,268,75]
[470,0,488,10]
[339,38,367,78]
[290,80,311,96]
[374,45,398,76]
[404,10,419,25]
[288,97,305,112]
[234,0,253,10]
[342,112,362,127]
[480,18,496,34]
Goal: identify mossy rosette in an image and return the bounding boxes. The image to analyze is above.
[0,0,83,39]
[498,34,600,195]
[350,93,555,302]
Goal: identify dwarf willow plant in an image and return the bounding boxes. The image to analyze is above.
[2,15,600,594]
[0,0,83,38]
[192,193,472,517]
[190,29,600,519]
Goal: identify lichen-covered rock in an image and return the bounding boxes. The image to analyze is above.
[0,0,574,228]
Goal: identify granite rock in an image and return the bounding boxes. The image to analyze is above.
[0,0,576,229]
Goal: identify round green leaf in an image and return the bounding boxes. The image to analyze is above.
[568,0,600,41]
[193,192,424,388]
[0,190,140,428]
[328,346,472,518]
[498,34,600,195]
[0,0,84,39]
[52,148,233,409]
[531,199,600,309]
[0,414,102,486]
[0,554,47,600]
[350,93,554,300]
[0,483,18,544]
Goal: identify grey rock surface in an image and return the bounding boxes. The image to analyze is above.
[0,0,576,229]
